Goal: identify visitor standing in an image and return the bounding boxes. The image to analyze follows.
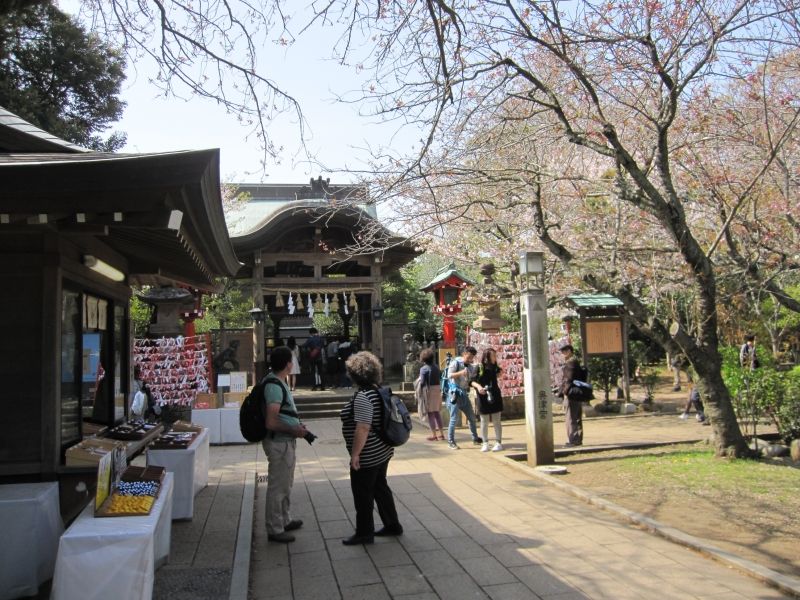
[340,351,403,545]
[262,346,308,543]
[286,336,300,391]
[417,348,444,441]
[446,346,482,449]
[304,328,325,390]
[739,334,760,370]
[558,344,584,447]
[471,348,504,452]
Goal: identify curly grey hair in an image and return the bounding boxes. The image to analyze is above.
[345,351,383,388]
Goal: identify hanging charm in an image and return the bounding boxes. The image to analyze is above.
[331,293,340,313]
[314,293,323,311]
[275,292,284,308]
[307,293,314,317]
[296,293,304,311]
[323,294,330,316]
[349,291,358,310]
[342,291,349,315]
[287,292,295,315]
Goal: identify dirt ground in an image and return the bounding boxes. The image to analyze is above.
[557,443,800,578]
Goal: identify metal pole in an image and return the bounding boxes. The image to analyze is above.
[521,289,555,466]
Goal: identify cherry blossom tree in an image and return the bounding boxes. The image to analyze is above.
[311,0,800,457]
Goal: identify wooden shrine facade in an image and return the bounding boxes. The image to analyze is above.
[230,180,419,378]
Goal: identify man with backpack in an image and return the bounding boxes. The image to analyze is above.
[261,346,309,543]
[558,344,585,447]
[446,346,483,449]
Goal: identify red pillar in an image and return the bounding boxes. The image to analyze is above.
[442,314,456,346]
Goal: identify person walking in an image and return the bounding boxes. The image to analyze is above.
[262,346,309,543]
[286,336,300,391]
[739,334,760,370]
[471,347,504,452]
[340,351,403,545]
[446,346,483,450]
[558,344,584,447]
[417,348,444,441]
[679,383,706,423]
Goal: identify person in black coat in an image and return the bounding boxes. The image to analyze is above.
[470,348,504,452]
[558,344,583,447]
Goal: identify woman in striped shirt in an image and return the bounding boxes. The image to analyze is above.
[340,351,403,545]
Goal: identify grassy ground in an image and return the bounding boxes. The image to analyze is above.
[558,442,800,577]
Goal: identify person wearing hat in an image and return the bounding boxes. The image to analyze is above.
[558,344,584,447]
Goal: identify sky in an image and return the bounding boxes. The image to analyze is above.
[61,1,418,185]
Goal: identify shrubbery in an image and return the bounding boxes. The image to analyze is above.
[721,347,800,444]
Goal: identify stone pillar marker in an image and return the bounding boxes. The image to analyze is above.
[519,251,555,466]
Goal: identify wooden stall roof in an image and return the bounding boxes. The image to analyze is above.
[0,109,242,290]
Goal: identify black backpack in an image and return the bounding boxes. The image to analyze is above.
[376,386,412,447]
[239,375,295,443]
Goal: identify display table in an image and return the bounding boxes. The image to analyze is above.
[192,409,221,444]
[191,409,248,444]
[146,428,209,520]
[220,408,248,444]
[0,482,63,600]
[51,472,174,600]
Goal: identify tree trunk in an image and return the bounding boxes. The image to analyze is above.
[693,354,753,458]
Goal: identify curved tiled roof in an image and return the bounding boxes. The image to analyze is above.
[0,106,89,153]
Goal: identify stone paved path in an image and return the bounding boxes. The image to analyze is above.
[248,416,792,600]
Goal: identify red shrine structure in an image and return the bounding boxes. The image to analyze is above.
[421,263,474,347]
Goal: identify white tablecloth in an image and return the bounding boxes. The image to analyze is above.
[0,482,63,600]
[220,408,248,444]
[146,428,209,520]
[192,409,221,444]
[51,472,174,600]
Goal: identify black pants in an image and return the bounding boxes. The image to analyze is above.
[349,459,400,536]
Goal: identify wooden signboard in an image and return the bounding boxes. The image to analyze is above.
[585,319,623,355]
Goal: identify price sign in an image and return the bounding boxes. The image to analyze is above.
[95,451,113,511]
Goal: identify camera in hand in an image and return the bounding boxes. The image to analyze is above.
[303,431,318,445]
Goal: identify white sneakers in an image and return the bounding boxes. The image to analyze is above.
[679,413,689,420]
[481,442,503,452]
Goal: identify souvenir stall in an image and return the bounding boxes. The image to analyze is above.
[0,108,241,598]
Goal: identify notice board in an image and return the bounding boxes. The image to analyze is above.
[585,319,623,355]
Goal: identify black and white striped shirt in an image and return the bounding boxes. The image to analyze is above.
[341,387,394,468]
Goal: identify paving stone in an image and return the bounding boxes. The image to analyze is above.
[319,519,354,539]
[459,555,518,586]
[291,575,342,600]
[366,540,414,567]
[380,564,434,596]
[338,582,391,600]
[429,574,490,600]
[509,565,575,597]
[484,582,545,600]
[332,556,382,586]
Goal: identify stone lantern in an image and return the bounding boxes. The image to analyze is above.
[472,263,507,333]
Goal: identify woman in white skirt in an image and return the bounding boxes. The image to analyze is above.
[287,336,301,391]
